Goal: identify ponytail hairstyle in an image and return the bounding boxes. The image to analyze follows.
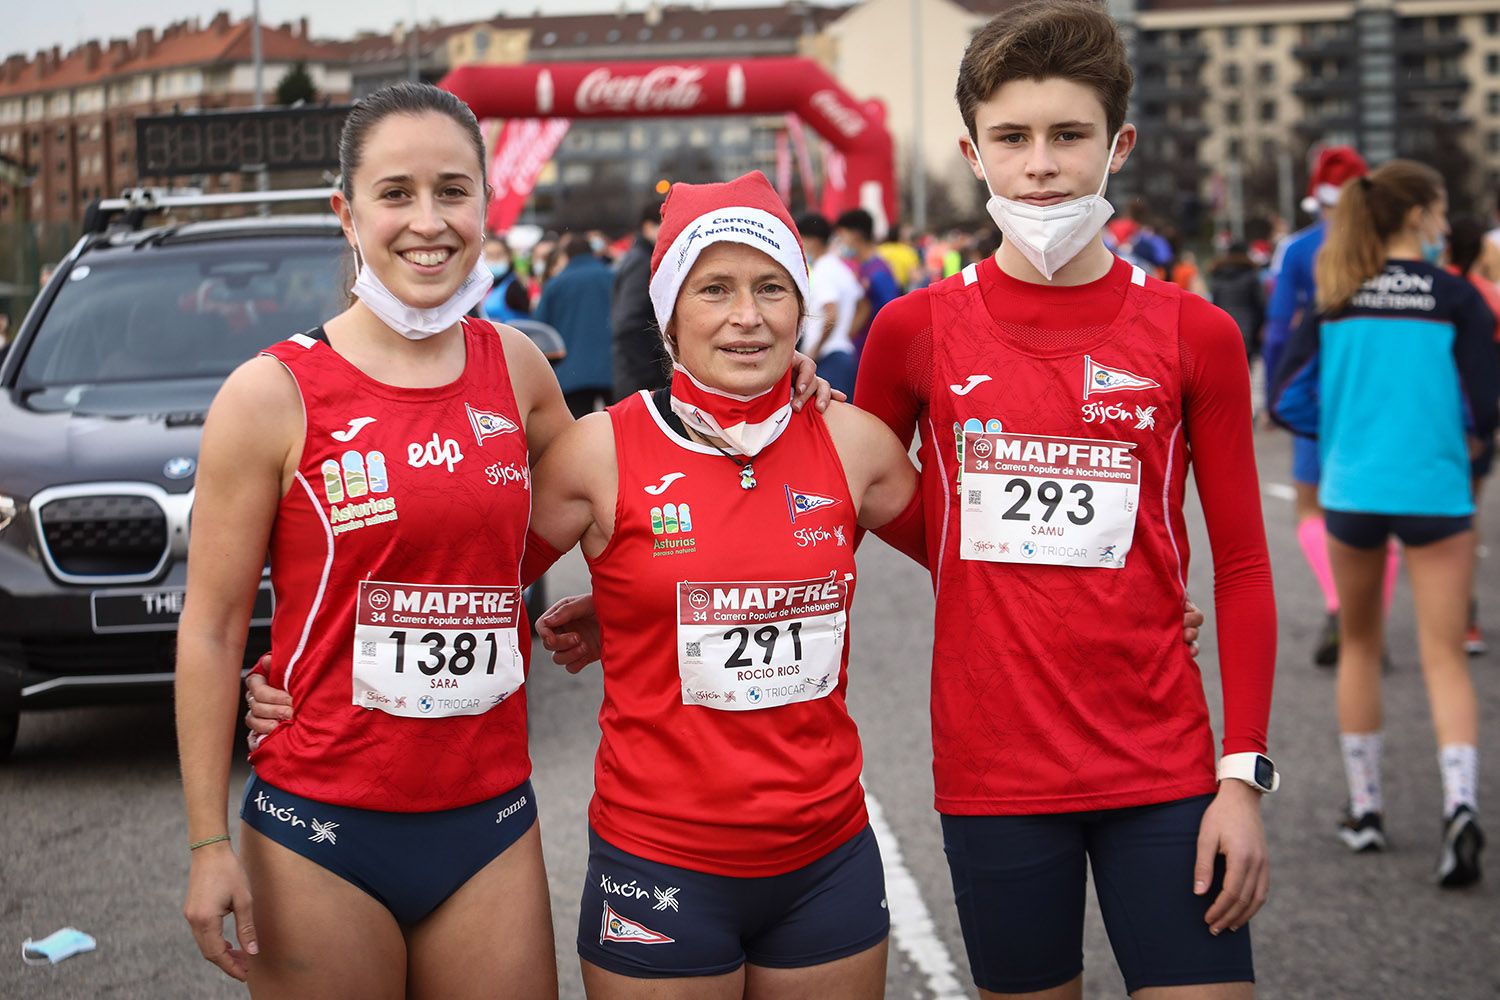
[1315,159,1443,313]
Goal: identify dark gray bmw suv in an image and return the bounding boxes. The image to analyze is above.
[0,190,349,757]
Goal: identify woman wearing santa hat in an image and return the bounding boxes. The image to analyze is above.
[520,171,925,997]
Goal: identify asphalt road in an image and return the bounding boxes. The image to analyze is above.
[2,426,1497,999]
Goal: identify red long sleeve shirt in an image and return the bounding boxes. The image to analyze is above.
[856,254,1275,813]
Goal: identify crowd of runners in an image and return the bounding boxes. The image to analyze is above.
[172,0,1497,997]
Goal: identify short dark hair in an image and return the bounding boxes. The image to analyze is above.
[797,212,832,243]
[834,209,875,243]
[338,82,486,200]
[955,0,1133,141]
[639,201,665,228]
[561,232,594,260]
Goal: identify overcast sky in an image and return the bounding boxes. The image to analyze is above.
[9,0,843,58]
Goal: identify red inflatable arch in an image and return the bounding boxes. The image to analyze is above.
[440,58,897,232]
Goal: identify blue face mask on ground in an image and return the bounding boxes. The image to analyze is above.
[22,927,96,965]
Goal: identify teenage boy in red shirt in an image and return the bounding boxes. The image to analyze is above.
[854,2,1277,996]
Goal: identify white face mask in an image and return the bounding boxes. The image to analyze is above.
[975,131,1121,281]
[348,217,493,341]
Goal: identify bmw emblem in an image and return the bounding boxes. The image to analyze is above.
[163,457,196,480]
[747,686,762,704]
[418,696,434,713]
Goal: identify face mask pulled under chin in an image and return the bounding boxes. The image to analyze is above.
[348,221,493,341]
[977,132,1121,281]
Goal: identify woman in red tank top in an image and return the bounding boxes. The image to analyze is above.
[524,174,924,998]
[176,84,575,998]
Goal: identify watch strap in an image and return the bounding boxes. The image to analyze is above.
[1216,752,1279,793]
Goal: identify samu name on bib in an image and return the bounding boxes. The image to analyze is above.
[960,431,1140,569]
[677,575,849,711]
[352,580,526,718]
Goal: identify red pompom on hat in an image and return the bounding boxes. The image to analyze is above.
[648,171,810,336]
[1306,146,1369,208]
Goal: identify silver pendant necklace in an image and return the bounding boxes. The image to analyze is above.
[703,436,757,489]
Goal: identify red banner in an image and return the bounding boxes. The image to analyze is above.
[485,117,571,233]
[784,114,818,208]
[774,130,792,205]
[443,58,897,228]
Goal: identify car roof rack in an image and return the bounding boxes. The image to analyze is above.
[84,187,337,235]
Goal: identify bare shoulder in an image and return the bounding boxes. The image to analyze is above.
[202,355,303,476]
[820,399,904,453]
[211,355,300,425]
[541,409,616,469]
[489,319,549,370]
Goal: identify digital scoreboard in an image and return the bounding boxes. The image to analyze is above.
[135,106,351,176]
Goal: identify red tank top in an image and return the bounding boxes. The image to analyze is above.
[249,317,533,811]
[922,259,1218,814]
[586,392,865,876]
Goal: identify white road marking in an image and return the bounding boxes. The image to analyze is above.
[1265,482,1297,502]
[865,790,968,1000]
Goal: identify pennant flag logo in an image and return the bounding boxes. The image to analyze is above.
[1082,356,1160,399]
[466,403,519,446]
[785,485,840,521]
[600,903,674,945]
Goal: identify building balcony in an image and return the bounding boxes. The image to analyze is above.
[1292,35,1355,60]
[1399,72,1469,94]
[1292,114,1359,135]
[1135,80,1209,104]
[1393,34,1468,58]
[1134,40,1209,68]
[1399,107,1473,129]
[1293,76,1359,100]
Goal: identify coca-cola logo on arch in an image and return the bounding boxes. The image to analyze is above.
[575,66,706,113]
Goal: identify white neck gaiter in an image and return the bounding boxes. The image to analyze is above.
[976,132,1121,281]
[348,218,493,341]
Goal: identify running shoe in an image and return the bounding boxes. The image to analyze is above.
[1314,612,1340,668]
[1436,806,1485,888]
[1465,625,1487,657]
[1338,811,1387,853]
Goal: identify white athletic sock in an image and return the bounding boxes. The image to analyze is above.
[1341,731,1384,817]
[1439,743,1478,818]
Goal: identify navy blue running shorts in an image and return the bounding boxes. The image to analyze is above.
[577,825,889,979]
[239,771,536,925]
[942,795,1254,995]
[1323,509,1472,550]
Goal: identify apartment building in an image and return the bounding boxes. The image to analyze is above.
[0,14,350,226]
[1130,0,1500,229]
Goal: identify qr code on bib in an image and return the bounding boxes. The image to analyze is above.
[685,642,701,657]
[361,641,377,657]
[967,490,982,504]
